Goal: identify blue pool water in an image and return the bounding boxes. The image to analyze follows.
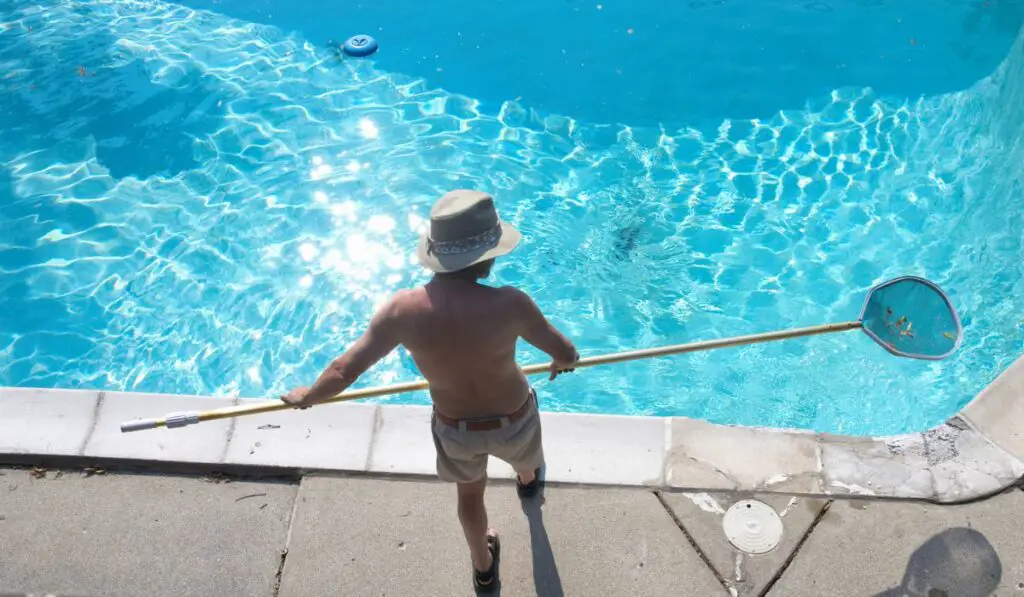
[1,0,1022,434]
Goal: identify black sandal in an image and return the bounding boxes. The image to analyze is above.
[516,467,541,499]
[473,533,500,594]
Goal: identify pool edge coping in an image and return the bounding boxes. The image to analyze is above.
[2,354,1021,504]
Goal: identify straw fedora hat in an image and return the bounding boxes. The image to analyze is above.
[417,190,521,273]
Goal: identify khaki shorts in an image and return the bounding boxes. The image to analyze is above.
[431,391,544,484]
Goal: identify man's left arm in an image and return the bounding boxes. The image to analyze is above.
[281,298,402,407]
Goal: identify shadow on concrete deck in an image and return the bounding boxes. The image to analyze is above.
[874,527,1002,597]
[521,483,565,597]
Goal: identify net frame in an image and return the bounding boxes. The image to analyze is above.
[857,275,963,361]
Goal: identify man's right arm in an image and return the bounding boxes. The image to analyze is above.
[512,290,579,368]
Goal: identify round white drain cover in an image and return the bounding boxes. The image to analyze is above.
[722,500,783,554]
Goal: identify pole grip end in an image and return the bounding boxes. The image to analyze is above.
[120,419,161,433]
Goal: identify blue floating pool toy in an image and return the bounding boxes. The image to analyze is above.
[342,34,378,57]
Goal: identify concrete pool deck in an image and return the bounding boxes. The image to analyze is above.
[0,356,1021,595]
[0,466,1022,596]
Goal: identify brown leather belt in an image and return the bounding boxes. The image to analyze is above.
[433,392,535,432]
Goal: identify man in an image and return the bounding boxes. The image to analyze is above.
[281,190,580,593]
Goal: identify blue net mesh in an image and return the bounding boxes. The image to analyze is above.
[859,277,962,360]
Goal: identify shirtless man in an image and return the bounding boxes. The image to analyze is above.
[281,190,579,593]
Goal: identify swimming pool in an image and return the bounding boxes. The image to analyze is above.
[1,0,1022,435]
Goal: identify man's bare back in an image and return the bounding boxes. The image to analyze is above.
[385,277,577,419]
[279,271,578,418]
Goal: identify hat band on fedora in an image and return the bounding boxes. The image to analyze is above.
[427,223,502,256]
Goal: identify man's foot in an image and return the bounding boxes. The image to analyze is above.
[516,467,541,499]
[473,530,500,594]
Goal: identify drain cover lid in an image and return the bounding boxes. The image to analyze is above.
[722,500,784,554]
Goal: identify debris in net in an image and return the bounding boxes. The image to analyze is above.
[30,467,47,479]
[83,467,107,478]
[235,492,268,503]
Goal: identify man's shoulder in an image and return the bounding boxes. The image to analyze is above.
[490,284,531,304]
[492,285,544,320]
[369,290,423,334]
[388,287,426,310]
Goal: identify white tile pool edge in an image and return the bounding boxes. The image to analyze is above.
[2,355,1021,503]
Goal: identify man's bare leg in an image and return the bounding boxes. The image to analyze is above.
[457,477,495,573]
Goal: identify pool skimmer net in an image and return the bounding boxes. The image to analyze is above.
[722,500,784,554]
